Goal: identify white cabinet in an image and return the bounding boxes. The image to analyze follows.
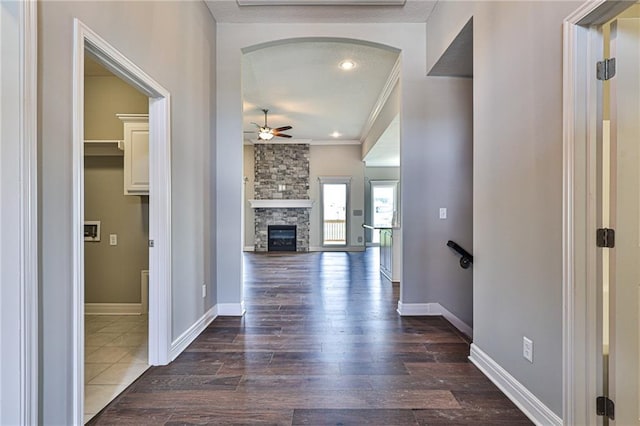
[117,114,149,195]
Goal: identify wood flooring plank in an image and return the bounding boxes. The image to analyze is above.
[89,250,531,425]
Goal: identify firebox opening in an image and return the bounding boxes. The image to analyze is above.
[268,225,297,252]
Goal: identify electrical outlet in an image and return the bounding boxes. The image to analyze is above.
[109,234,117,246]
[202,284,206,298]
[439,208,447,219]
[523,336,533,363]
[357,236,363,243]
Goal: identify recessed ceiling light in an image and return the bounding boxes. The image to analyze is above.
[339,60,356,71]
[331,131,342,138]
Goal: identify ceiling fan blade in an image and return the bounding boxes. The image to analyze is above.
[273,126,292,132]
[275,133,292,138]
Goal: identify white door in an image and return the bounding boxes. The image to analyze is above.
[606,17,640,425]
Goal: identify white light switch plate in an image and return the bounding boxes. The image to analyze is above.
[439,208,447,219]
[109,234,117,246]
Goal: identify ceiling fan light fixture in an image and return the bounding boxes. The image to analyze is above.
[258,129,275,141]
[339,60,356,71]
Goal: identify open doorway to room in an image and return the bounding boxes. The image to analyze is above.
[82,55,150,423]
[72,20,173,425]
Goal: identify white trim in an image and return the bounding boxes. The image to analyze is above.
[469,344,562,426]
[84,303,143,315]
[396,302,472,337]
[309,245,366,252]
[562,2,634,424]
[360,56,401,142]
[73,19,173,425]
[243,246,256,252]
[2,1,40,423]
[169,305,218,361]
[249,199,314,208]
[216,302,247,316]
[141,270,149,314]
[21,1,38,423]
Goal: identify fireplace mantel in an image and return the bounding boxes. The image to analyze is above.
[249,199,314,209]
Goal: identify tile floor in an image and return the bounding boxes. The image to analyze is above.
[84,314,149,424]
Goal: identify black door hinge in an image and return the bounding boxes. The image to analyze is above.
[597,396,615,420]
[597,228,615,248]
[597,58,616,81]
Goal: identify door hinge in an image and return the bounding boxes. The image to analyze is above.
[596,396,615,420]
[596,228,615,248]
[597,58,616,81]
[149,239,155,248]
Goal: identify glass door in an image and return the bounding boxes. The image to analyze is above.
[371,181,397,244]
[321,182,348,246]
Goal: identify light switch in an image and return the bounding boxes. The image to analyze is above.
[439,208,447,219]
[109,234,118,246]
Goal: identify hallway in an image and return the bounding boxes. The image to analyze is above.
[88,250,530,425]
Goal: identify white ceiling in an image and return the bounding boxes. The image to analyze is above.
[363,114,400,167]
[209,2,420,165]
[242,39,400,143]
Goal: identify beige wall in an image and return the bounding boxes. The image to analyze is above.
[39,2,216,422]
[84,157,149,303]
[85,75,148,140]
[84,75,149,304]
[309,144,365,249]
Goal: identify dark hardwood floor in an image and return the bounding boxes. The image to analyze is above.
[89,249,531,425]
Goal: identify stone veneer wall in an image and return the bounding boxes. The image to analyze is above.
[254,144,310,252]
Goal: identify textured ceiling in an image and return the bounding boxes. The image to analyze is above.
[206,0,437,23]
[242,39,400,142]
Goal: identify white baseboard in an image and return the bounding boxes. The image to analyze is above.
[85,303,142,315]
[469,344,562,426]
[309,246,366,252]
[216,301,246,316]
[243,246,255,252]
[396,302,472,337]
[169,305,217,361]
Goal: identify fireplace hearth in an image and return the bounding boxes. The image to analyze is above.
[268,225,297,252]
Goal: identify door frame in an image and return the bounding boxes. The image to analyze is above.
[0,0,38,424]
[72,19,173,424]
[562,1,635,424]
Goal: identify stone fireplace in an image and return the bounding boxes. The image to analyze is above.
[251,144,311,252]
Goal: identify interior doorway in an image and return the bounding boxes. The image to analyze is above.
[82,55,150,422]
[72,20,172,425]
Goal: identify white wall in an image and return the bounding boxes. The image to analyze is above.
[39,2,216,423]
[309,144,365,249]
[427,0,582,418]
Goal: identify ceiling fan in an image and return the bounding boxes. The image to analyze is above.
[251,109,292,141]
